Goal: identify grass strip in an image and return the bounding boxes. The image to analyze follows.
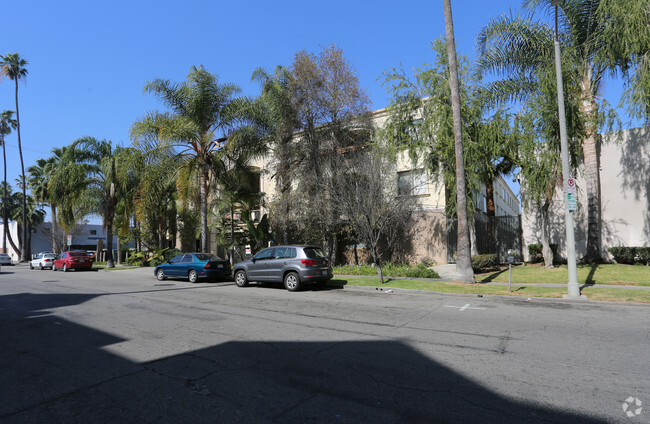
[476,263,650,286]
[330,277,650,303]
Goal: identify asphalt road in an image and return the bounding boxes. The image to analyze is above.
[1,265,648,423]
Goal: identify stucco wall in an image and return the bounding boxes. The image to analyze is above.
[521,128,649,262]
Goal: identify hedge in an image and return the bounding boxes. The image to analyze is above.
[608,247,650,265]
[471,254,498,272]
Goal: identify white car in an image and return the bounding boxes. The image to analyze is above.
[30,253,56,270]
[0,253,12,266]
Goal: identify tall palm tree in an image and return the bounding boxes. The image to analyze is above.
[477,0,645,262]
[131,65,243,253]
[64,137,123,268]
[1,53,29,261]
[0,110,17,254]
[251,66,299,244]
[443,0,475,283]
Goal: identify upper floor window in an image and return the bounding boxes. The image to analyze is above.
[89,230,97,235]
[398,169,427,196]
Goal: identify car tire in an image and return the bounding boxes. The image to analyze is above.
[30,263,34,269]
[52,263,57,271]
[234,270,249,287]
[284,272,301,292]
[39,263,44,270]
[62,263,67,272]
[156,269,166,281]
[188,269,198,283]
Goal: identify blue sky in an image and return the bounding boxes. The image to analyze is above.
[1,0,629,216]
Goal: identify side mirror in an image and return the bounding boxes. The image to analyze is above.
[251,257,256,263]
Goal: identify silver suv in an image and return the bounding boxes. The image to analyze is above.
[233,245,333,291]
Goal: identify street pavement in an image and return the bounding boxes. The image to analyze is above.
[1,264,648,423]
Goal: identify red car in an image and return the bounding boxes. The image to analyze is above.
[52,250,93,272]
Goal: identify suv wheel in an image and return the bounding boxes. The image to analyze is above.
[188,269,198,283]
[284,272,301,292]
[234,270,249,287]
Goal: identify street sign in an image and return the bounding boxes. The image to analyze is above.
[565,177,577,195]
[567,193,577,211]
[67,234,72,246]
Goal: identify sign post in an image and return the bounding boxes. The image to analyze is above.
[67,234,72,247]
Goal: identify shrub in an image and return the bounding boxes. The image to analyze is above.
[127,251,148,266]
[333,263,440,278]
[607,247,637,264]
[527,244,559,263]
[636,247,650,266]
[607,246,636,264]
[471,254,498,272]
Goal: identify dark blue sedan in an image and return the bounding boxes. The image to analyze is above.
[154,253,231,283]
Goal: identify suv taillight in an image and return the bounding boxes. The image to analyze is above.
[301,259,317,265]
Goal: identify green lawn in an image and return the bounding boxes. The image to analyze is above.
[329,263,650,303]
[476,263,650,286]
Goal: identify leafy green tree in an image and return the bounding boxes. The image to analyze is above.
[0,110,17,254]
[1,53,29,261]
[381,37,518,278]
[131,65,245,253]
[477,0,644,262]
[596,0,650,124]
[27,147,68,253]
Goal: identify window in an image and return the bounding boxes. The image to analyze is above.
[90,230,97,235]
[253,248,274,261]
[273,247,290,259]
[397,169,427,196]
[181,254,193,263]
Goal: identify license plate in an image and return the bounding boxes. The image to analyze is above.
[322,270,328,275]
[217,264,223,268]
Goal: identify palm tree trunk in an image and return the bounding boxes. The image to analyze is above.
[444,0,475,283]
[200,163,209,253]
[105,222,114,268]
[14,79,28,262]
[580,72,602,263]
[540,199,554,269]
[51,204,58,252]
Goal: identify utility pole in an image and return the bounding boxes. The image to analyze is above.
[552,1,580,297]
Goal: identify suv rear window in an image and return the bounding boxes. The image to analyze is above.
[195,253,216,261]
[303,247,327,259]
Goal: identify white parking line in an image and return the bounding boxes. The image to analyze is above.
[444,303,486,311]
